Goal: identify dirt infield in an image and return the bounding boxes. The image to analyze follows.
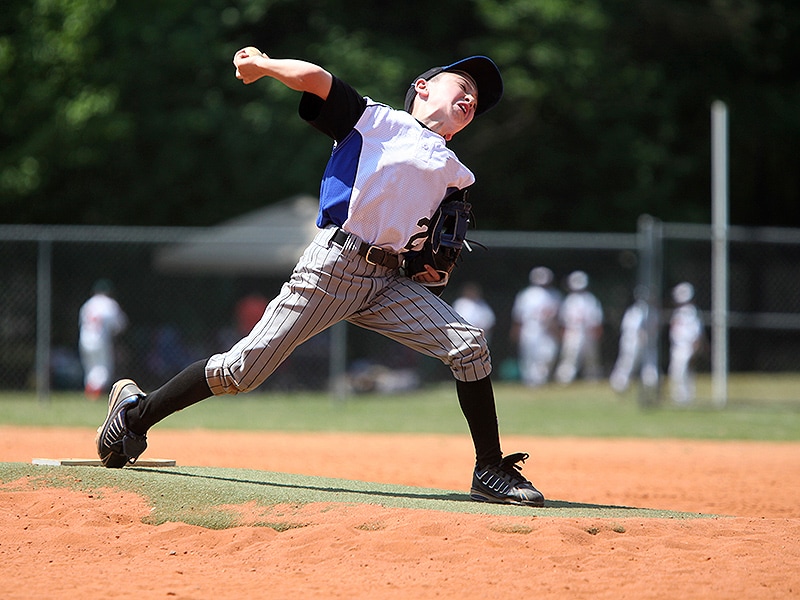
[1,426,799,599]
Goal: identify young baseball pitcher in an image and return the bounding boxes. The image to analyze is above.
[96,48,544,506]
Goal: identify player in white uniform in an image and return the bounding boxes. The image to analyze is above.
[78,280,127,399]
[452,282,496,343]
[95,50,543,506]
[510,267,562,387]
[668,282,703,404]
[609,286,648,393]
[554,271,604,384]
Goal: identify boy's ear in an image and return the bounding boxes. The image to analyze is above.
[414,78,430,101]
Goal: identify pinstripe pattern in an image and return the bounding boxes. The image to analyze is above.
[206,227,491,395]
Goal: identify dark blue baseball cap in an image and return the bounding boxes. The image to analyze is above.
[404,55,503,117]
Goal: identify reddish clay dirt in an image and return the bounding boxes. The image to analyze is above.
[1,426,799,599]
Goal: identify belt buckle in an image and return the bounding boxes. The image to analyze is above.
[364,245,382,266]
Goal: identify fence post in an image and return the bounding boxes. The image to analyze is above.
[637,215,663,407]
[329,321,348,402]
[36,238,52,403]
[711,100,729,408]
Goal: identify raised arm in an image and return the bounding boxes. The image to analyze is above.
[233,48,333,100]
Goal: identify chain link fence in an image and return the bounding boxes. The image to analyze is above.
[1,219,798,403]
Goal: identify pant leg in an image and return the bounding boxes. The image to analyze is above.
[534,333,558,385]
[556,328,583,383]
[518,335,539,386]
[669,344,694,403]
[348,275,498,466]
[583,338,603,381]
[81,343,114,393]
[206,227,392,395]
[519,332,554,387]
[347,275,492,382]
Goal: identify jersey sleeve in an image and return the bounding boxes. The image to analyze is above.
[299,76,367,142]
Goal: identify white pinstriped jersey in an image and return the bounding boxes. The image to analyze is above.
[300,77,475,253]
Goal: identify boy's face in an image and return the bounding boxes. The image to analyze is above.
[413,71,479,140]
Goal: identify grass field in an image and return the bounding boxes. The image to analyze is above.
[1,373,798,441]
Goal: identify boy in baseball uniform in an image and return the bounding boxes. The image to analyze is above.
[668,282,704,404]
[96,49,543,507]
[511,266,562,387]
[79,279,127,399]
[554,270,604,384]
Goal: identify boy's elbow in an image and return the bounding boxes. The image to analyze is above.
[307,70,333,100]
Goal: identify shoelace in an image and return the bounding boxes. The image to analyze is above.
[497,452,530,484]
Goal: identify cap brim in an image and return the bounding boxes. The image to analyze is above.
[441,56,503,116]
[404,56,503,116]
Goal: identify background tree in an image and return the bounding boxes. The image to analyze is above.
[1,0,797,230]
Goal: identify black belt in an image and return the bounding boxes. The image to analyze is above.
[331,228,402,270]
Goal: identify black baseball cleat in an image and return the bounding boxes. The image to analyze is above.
[95,379,148,468]
[470,452,545,507]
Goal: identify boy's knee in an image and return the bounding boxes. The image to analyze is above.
[449,332,492,381]
[205,354,250,395]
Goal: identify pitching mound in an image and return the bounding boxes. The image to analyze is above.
[1,427,799,599]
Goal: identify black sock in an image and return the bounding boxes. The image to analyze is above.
[456,375,503,468]
[126,359,212,434]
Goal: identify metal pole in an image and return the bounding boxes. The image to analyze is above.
[711,101,729,408]
[329,321,348,402]
[35,239,52,403]
[637,215,663,407]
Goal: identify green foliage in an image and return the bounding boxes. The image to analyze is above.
[0,0,115,204]
[1,0,798,229]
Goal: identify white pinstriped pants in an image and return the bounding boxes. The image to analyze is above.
[206,227,492,395]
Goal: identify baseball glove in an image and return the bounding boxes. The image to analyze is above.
[403,188,473,295]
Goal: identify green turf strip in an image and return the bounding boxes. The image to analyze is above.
[0,462,717,527]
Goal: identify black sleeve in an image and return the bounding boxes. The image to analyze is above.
[298,76,367,142]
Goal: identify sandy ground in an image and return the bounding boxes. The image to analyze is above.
[1,426,799,599]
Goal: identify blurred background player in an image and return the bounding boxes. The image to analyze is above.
[668,282,704,404]
[453,282,496,343]
[609,285,649,393]
[510,266,562,387]
[555,270,604,384]
[78,279,127,400]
